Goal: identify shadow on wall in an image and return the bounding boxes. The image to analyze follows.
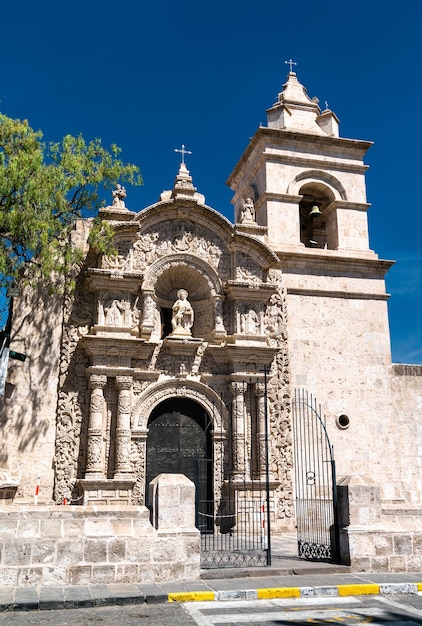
[0,280,65,465]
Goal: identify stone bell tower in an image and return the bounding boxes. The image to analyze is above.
[228,70,376,256]
[227,70,399,498]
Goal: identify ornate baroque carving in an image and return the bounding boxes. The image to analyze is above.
[236,253,262,284]
[130,439,146,505]
[101,220,230,279]
[54,286,94,502]
[266,285,294,520]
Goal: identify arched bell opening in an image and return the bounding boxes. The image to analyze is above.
[299,183,336,249]
[145,397,214,530]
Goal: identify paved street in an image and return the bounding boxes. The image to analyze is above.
[0,602,197,625]
[3,595,422,626]
[183,595,422,625]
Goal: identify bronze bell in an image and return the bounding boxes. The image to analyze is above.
[309,204,322,218]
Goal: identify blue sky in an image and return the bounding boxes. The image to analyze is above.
[1,0,421,363]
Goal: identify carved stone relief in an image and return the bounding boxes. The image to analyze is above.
[130,439,146,505]
[54,286,94,502]
[266,285,294,521]
[131,382,226,432]
[191,342,208,375]
[102,240,133,272]
[97,291,132,327]
[100,221,229,279]
[236,253,262,284]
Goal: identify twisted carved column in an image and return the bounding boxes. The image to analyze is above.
[85,374,107,477]
[114,376,133,478]
[230,381,246,481]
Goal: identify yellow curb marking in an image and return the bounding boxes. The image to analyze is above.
[416,583,422,592]
[168,591,215,603]
[337,584,380,596]
[257,587,301,599]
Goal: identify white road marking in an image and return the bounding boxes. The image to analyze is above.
[182,597,363,625]
[376,595,422,618]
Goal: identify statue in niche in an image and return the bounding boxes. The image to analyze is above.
[112,184,127,208]
[241,309,258,335]
[104,299,123,326]
[171,289,194,336]
[240,197,255,223]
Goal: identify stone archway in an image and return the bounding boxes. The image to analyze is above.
[145,397,213,530]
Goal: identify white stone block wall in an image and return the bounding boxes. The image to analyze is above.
[391,366,422,504]
[286,290,401,497]
[0,475,200,586]
[338,476,422,572]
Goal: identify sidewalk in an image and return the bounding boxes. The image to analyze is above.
[1,535,422,611]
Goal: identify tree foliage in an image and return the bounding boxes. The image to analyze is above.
[0,113,142,289]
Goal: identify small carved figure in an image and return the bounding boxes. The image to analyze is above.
[104,300,122,326]
[240,197,255,223]
[173,222,192,251]
[241,309,258,335]
[112,184,127,208]
[171,289,194,335]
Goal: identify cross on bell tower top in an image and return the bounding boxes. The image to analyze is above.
[285,58,297,73]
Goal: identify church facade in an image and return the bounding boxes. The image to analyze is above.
[2,71,422,574]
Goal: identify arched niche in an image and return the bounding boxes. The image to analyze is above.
[141,254,223,340]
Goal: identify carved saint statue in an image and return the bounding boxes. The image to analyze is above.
[171,289,194,336]
[112,184,127,208]
[240,197,255,223]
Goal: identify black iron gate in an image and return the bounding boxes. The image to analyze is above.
[292,388,339,562]
[145,383,272,569]
[199,380,272,569]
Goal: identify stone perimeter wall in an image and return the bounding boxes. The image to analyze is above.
[339,476,422,573]
[0,474,200,586]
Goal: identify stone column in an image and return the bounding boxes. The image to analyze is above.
[114,376,133,478]
[85,374,107,477]
[256,382,272,480]
[230,381,246,481]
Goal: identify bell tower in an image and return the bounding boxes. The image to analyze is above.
[227,69,398,498]
[227,70,375,257]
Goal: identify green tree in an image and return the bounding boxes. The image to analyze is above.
[0,112,142,290]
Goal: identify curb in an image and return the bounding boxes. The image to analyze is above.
[168,582,422,603]
[2,582,422,611]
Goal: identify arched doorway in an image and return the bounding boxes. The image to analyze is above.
[145,398,213,530]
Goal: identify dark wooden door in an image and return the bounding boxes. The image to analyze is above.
[145,399,212,519]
